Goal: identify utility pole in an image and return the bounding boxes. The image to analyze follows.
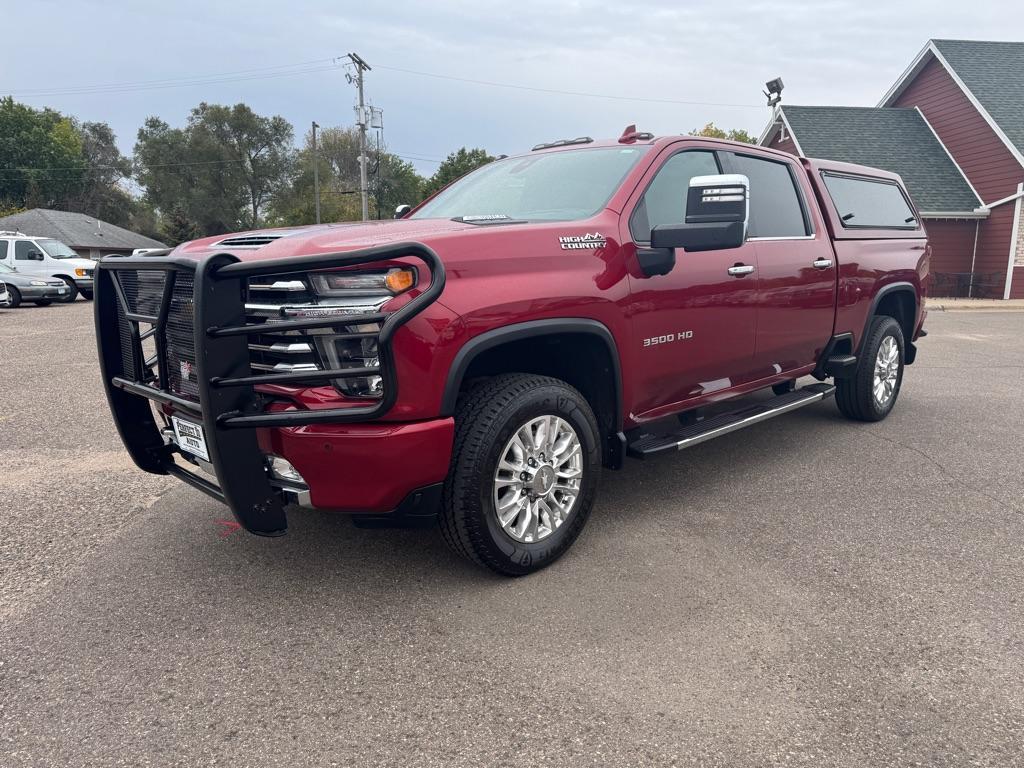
[347,52,371,221]
[311,120,321,225]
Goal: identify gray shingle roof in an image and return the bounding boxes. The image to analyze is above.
[779,106,981,214]
[932,39,1024,159]
[0,209,166,251]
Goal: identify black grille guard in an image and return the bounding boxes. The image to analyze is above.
[95,242,445,536]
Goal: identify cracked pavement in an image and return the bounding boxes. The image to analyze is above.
[2,301,1023,766]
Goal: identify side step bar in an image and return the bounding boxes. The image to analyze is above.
[627,383,836,458]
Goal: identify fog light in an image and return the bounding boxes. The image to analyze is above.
[266,455,305,484]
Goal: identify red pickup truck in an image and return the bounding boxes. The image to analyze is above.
[95,129,928,575]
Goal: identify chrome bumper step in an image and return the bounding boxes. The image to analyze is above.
[627,383,836,458]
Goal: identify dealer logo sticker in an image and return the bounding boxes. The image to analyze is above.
[559,232,607,250]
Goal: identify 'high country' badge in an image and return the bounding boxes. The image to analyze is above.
[559,233,606,250]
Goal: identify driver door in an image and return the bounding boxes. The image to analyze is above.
[621,146,760,418]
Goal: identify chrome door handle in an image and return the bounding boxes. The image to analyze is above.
[727,264,755,277]
[812,258,834,270]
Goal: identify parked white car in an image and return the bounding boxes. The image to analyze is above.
[0,231,95,301]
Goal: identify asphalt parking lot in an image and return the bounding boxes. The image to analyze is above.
[2,299,1023,766]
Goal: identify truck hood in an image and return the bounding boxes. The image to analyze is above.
[174,219,479,260]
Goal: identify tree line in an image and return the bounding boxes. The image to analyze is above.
[0,96,494,245]
[1,96,752,246]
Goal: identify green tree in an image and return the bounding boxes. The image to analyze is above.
[372,152,422,218]
[135,103,295,237]
[268,126,426,225]
[64,120,135,228]
[0,97,84,209]
[422,148,494,197]
[689,122,756,144]
[161,204,198,246]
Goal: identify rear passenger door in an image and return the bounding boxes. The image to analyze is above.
[723,151,837,376]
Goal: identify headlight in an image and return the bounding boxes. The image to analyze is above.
[30,280,48,286]
[313,323,384,399]
[74,268,89,277]
[310,267,415,297]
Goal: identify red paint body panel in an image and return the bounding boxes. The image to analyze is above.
[257,418,455,511]
[168,136,927,513]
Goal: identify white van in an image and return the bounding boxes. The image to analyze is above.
[0,231,95,301]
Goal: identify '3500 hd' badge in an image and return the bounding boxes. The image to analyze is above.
[559,233,606,250]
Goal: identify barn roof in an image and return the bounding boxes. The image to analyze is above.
[765,105,983,216]
[0,208,166,251]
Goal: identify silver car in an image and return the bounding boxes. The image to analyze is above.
[0,262,68,307]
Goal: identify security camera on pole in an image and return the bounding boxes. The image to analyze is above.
[346,52,372,221]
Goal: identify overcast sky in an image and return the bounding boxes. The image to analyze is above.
[5,0,1023,175]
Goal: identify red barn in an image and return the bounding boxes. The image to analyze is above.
[760,39,1024,299]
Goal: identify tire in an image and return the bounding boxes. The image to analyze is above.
[6,286,21,308]
[34,299,52,306]
[440,373,602,576]
[772,380,795,396]
[836,315,905,422]
[80,290,93,301]
[58,277,78,302]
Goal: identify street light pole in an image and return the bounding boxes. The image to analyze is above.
[311,120,321,225]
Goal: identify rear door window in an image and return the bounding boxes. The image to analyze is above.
[728,153,810,238]
[0,241,8,260]
[821,172,918,229]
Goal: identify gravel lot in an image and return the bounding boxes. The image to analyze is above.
[2,300,1023,766]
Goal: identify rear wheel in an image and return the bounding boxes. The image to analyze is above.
[58,277,78,302]
[6,286,21,308]
[440,373,601,576]
[836,315,904,422]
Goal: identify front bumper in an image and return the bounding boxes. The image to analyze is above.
[17,285,66,300]
[94,245,445,536]
[74,276,95,290]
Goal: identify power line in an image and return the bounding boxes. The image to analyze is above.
[6,61,344,98]
[6,55,762,110]
[374,64,763,109]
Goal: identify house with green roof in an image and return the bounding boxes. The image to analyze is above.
[760,39,1024,299]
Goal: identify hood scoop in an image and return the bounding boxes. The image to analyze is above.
[216,232,296,248]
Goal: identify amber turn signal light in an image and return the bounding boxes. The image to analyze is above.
[385,268,416,294]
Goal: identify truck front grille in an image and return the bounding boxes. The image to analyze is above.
[166,272,198,401]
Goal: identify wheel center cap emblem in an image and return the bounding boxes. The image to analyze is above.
[532,465,555,495]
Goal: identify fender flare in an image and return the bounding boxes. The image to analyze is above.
[440,318,623,427]
[859,282,917,353]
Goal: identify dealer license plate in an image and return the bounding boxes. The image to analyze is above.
[171,416,210,461]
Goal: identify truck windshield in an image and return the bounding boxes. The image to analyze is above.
[412,146,649,222]
[38,239,79,259]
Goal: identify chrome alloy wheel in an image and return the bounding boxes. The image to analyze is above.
[492,415,584,543]
[873,336,900,407]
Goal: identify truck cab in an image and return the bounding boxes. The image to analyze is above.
[93,130,928,576]
[0,231,96,301]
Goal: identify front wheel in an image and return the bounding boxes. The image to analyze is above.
[59,277,78,302]
[80,290,93,301]
[836,315,905,422]
[34,299,52,306]
[440,373,601,576]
